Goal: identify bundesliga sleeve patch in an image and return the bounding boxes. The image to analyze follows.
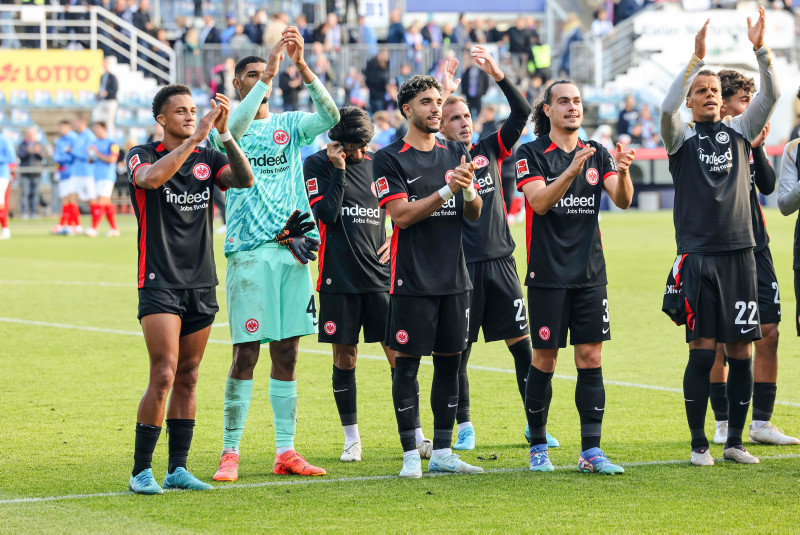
[376,177,390,197]
[128,154,141,171]
[516,159,529,178]
[307,178,318,195]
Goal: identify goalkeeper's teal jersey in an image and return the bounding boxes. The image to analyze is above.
[209,111,320,255]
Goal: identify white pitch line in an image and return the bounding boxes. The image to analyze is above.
[0,280,228,292]
[0,279,132,288]
[2,316,800,409]
[3,453,800,506]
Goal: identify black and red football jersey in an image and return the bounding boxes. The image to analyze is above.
[127,141,230,289]
[515,136,618,288]
[373,137,473,296]
[304,149,390,293]
[463,131,515,263]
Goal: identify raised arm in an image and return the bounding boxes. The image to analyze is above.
[222,41,286,142]
[777,139,800,215]
[281,26,340,144]
[440,57,461,103]
[736,8,779,142]
[660,20,708,155]
[471,45,531,152]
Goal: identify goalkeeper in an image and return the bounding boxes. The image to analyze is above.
[208,27,340,481]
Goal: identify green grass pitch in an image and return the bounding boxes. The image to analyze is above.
[1,209,799,532]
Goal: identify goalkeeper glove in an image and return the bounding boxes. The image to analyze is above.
[276,210,316,242]
[277,235,320,265]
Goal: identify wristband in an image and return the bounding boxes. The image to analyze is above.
[438,185,455,201]
[463,184,477,202]
[219,130,233,142]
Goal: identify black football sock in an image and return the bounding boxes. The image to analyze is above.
[414,376,422,430]
[390,367,395,380]
[332,365,357,427]
[166,419,195,474]
[683,349,716,450]
[709,382,729,421]
[393,358,420,452]
[431,354,460,451]
[725,357,753,448]
[508,338,533,403]
[575,367,605,451]
[132,423,161,476]
[752,382,777,422]
[456,343,471,424]
[524,365,553,447]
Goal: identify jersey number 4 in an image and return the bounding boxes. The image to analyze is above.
[307,296,318,326]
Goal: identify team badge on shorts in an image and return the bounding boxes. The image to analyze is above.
[538,326,550,341]
[324,321,336,335]
[473,155,489,168]
[585,168,599,185]
[396,330,409,344]
[193,163,211,180]
[273,130,289,144]
[245,318,259,333]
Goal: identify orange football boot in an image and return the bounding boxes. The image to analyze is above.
[273,450,326,476]
[213,452,239,481]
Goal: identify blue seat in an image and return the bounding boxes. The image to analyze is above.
[9,90,29,107]
[77,90,98,107]
[115,107,135,127]
[32,90,54,108]
[54,90,76,107]
[9,108,33,127]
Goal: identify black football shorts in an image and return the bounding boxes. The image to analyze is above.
[676,250,761,343]
[467,256,529,343]
[318,291,389,345]
[755,247,781,325]
[137,286,218,337]
[528,285,610,349]
[385,292,471,356]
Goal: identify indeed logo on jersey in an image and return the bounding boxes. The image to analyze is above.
[432,195,457,217]
[556,193,595,215]
[248,152,290,175]
[476,173,495,195]
[697,146,733,172]
[342,204,381,225]
[164,187,210,211]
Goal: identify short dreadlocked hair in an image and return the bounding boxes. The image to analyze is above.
[397,75,443,119]
[328,107,375,147]
[152,84,192,120]
[718,69,756,101]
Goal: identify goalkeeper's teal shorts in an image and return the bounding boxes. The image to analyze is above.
[226,242,317,345]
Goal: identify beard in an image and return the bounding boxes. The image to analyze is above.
[564,124,580,133]
[410,113,439,134]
